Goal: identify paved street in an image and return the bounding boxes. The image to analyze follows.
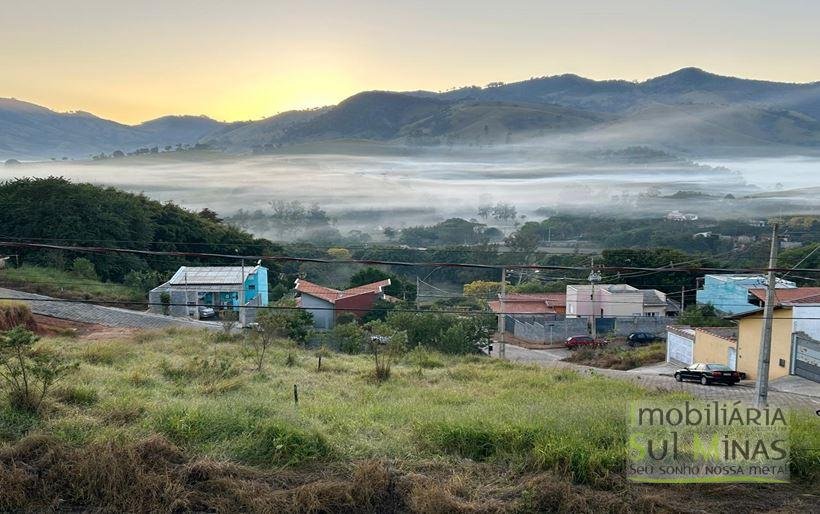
[0,287,219,331]
[499,344,820,411]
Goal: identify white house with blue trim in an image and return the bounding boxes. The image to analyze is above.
[696,274,795,315]
[149,265,268,323]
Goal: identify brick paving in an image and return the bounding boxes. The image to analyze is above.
[500,344,820,411]
[0,287,219,331]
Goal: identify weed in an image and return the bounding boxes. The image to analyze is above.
[55,384,99,406]
[79,341,132,365]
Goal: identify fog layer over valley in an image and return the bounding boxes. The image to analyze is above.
[8,144,819,241]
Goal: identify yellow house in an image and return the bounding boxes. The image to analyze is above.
[692,328,738,370]
[730,306,796,381]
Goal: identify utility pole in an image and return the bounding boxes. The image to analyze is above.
[239,258,246,328]
[498,267,507,359]
[588,257,601,339]
[754,223,779,408]
[680,285,685,311]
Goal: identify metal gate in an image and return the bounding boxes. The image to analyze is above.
[595,317,615,335]
[792,334,820,383]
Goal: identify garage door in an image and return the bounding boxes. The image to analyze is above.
[792,335,820,383]
[667,332,694,366]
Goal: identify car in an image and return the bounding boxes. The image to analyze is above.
[627,332,656,347]
[674,363,741,385]
[197,305,217,319]
[565,335,608,349]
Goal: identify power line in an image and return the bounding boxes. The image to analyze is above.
[5,296,820,318]
[2,241,819,273]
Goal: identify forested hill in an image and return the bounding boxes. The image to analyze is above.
[0,177,280,282]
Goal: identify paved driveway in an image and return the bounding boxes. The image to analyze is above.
[0,287,219,331]
[499,343,820,411]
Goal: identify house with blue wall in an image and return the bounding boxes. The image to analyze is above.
[696,274,795,315]
[149,265,268,324]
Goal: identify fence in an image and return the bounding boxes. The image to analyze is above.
[507,314,675,344]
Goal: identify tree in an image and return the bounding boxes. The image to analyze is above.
[0,327,77,412]
[382,226,397,240]
[677,304,732,327]
[349,267,417,301]
[71,258,98,281]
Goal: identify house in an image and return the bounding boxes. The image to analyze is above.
[725,298,820,382]
[666,325,740,369]
[294,278,391,329]
[667,287,820,382]
[149,265,269,323]
[695,274,796,315]
[487,293,566,316]
[566,284,678,319]
[747,287,820,309]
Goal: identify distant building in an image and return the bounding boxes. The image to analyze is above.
[566,284,678,319]
[696,274,796,315]
[294,278,391,330]
[488,293,566,316]
[666,211,698,222]
[149,265,268,323]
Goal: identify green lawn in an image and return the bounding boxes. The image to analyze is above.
[0,265,143,306]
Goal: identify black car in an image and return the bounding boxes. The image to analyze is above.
[627,332,656,347]
[674,363,741,385]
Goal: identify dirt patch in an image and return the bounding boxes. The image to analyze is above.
[0,435,815,513]
[30,314,135,340]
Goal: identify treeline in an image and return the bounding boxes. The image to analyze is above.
[0,177,280,284]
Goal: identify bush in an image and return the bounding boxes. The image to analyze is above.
[330,322,365,354]
[0,327,78,413]
[70,258,98,281]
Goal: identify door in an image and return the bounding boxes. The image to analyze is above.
[667,332,694,366]
[728,347,737,370]
[792,335,820,383]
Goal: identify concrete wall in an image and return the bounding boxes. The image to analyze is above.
[300,293,334,330]
[512,317,588,343]
[737,308,794,381]
[607,316,675,337]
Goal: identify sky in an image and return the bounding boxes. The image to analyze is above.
[2,0,819,124]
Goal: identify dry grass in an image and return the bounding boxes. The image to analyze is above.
[565,342,667,370]
[1,435,815,513]
[0,301,37,332]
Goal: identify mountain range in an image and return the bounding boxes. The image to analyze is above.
[2,67,820,160]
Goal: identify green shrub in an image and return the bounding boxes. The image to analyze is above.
[405,345,445,370]
[0,327,77,413]
[71,258,98,280]
[235,419,331,466]
[331,321,364,354]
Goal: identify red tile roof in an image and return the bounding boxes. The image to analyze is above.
[294,279,390,304]
[748,287,820,304]
[488,293,566,315]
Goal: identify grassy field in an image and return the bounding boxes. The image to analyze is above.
[0,265,143,306]
[1,328,818,512]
